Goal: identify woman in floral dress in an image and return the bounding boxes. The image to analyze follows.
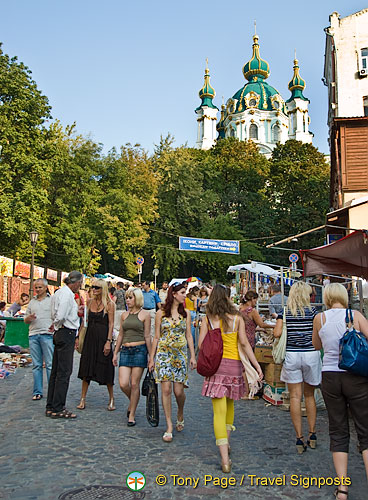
[148,282,196,442]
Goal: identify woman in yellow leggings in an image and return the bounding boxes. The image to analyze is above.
[199,285,263,472]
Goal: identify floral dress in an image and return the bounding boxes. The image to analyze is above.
[154,316,189,387]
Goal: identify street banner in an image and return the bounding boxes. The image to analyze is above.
[14,260,30,278]
[34,266,44,279]
[179,236,240,255]
[0,256,13,277]
[46,268,58,281]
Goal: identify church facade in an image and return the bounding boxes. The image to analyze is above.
[195,34,313,156]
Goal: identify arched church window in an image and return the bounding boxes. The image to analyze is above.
[303,115,306,132]
[272,124,281,143]
[249,124,258,140]
[230,127,235,137]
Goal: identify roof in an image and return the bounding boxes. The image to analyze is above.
[300,230,368,279]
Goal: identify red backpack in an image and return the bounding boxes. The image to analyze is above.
[197,319,223,377]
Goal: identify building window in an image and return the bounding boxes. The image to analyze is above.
[249,98,257,107]
[361,48,368,70]
[249,124,258,140]
[303,115,306,132]
[230,127,235,137]
[364,96,368,117]
[272,124,281,142]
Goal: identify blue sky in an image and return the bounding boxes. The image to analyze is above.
[1,1,366,154]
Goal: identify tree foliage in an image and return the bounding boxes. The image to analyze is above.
[0,46,330,282]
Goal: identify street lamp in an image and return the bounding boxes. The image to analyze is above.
[29,231,39,297]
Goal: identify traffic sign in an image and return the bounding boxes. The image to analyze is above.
[153,268,159,277]
[136,257,144,266]
[289,253,299,263]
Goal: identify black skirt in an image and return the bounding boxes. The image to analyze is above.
[78,310,114,385]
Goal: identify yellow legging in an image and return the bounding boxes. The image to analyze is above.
[212,397,235,446]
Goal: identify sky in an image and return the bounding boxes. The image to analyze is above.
[0,0,367,155]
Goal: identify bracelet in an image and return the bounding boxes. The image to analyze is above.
[106,339,112,343]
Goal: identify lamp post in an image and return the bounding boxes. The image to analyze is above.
[29,231,39,297]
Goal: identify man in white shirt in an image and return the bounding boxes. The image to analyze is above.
[46,271,83,419]
[24,278,53,401]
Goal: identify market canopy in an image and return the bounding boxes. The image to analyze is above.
[227,263,280,277]
[300,230,368,279]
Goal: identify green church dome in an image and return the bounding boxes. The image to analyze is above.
[242,34,270,81]
[286,58,308,102]
[196,60,218,110]
[231,80,285,113]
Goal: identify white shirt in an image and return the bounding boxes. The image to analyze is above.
[51,285,79,331]
[26,296,53,336]
[318,308,347,372]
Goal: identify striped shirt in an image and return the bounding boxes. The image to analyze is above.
[277,306,317,352]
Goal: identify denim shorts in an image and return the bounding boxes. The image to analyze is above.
[119,344,148,368]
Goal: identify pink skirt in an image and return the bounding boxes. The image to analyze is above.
[201,358,245,400]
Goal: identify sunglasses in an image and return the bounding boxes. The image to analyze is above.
[91,285,102,290]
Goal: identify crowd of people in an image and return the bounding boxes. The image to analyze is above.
[1,271,368,499]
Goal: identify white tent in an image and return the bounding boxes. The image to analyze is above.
[227,263,279,277]
[102,273,133,285]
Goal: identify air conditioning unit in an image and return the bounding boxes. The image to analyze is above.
[359,69,367,77]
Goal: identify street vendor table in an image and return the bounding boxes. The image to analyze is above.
[3,318,29,348]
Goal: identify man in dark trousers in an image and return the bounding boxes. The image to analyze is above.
[46,271,83,419]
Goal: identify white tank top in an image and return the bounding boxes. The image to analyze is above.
[318,308,348,372]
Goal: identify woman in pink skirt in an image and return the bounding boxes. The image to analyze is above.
[198,285,263,473]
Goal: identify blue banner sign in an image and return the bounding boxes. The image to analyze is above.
[179,236,240,255]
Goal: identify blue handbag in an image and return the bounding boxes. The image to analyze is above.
[338,309,368,378]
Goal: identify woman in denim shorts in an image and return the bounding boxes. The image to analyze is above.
[113,288,151,426]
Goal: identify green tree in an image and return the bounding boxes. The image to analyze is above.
[267,140,330,262]
[0,44,52,260]
[147,139,261,281]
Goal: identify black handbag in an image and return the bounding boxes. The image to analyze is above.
[141,369,150,396]
[144,370,159,427]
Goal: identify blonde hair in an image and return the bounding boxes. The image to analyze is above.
[287,281,312,317]
[92,279,112,314]
[125,287,144,309]
[323,283,348,309]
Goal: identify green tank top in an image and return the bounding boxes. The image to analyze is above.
[122,312,145,343]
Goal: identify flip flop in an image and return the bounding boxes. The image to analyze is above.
[162,432,173,442]
[32,395,43,401]
[176,420,184,432]
[51,409,77,419]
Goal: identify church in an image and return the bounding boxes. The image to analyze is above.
[195,33,313,156]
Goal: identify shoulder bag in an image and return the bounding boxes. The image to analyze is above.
[338,309,368,378]
[197,318,223,377]
[272,307,287,364]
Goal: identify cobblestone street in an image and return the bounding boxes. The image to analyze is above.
[0,355,366,500]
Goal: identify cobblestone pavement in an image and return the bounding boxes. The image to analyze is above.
[0,355,366,500]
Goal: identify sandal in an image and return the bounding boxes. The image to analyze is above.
[162,432,173,442]
[296,436,307,454]
[307,432,317,449]
[32,395,42,401]
[334,489,348,498]
[176,420,184,432]
[45,409,53,417]
[51,409,77,419]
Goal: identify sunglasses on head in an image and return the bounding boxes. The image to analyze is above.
[91,285,102,290]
